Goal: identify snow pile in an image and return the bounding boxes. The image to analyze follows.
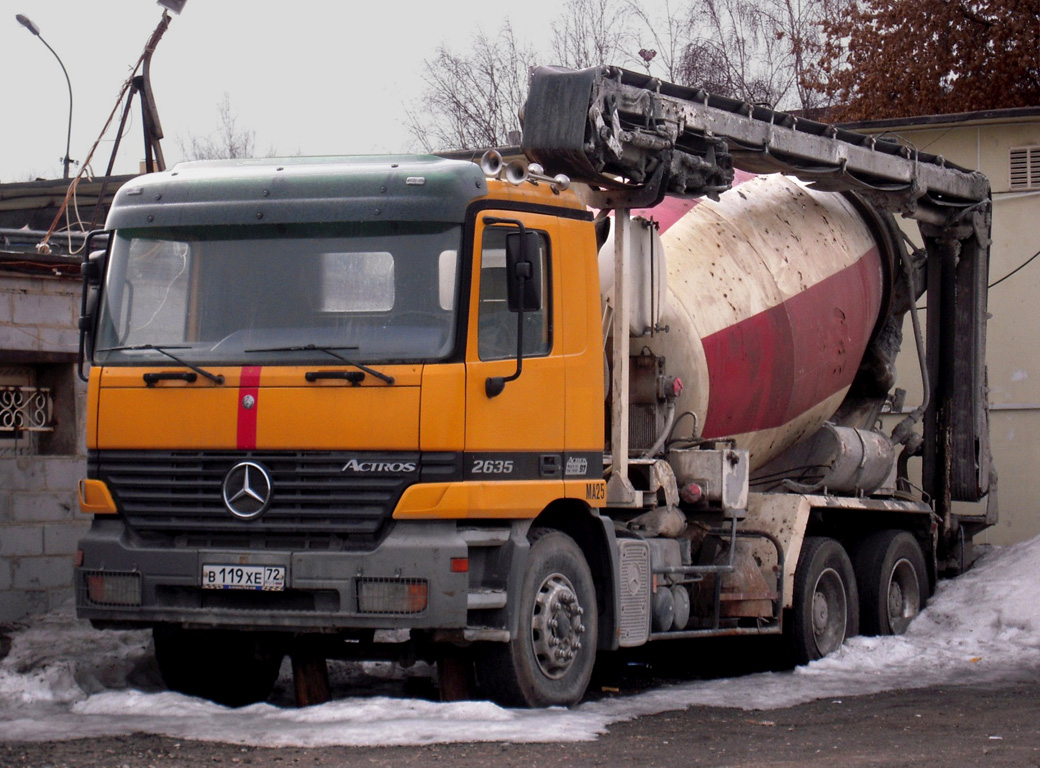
[1,536,1038,746]
[0,610,152,705]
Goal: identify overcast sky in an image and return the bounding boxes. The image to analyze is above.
[2,0,612,183]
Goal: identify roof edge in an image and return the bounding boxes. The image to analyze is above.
[841,106,1040,132]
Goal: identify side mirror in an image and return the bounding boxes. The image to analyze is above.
[78,233,110,381]
[82,248,107,287]
[505,231,542,312]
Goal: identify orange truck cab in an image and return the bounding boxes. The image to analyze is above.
[75,155,613,707]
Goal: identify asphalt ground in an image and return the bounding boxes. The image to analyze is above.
[3,680,1039,768]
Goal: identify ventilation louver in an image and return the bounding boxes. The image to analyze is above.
[1010,146,1040,191]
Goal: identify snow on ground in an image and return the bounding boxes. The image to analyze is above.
[1,536,1038,747]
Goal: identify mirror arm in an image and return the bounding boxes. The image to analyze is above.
[78,230,109,382]
[483,217,533,399]
[485,276,526,398]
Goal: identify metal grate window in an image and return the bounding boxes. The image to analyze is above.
[0,367,55,456]
[0,386,53,432]
[1009,146,1040,191]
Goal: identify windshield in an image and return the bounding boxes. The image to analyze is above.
[94,222,462,365]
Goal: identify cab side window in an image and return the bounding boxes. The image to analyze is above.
[477,227,551,361]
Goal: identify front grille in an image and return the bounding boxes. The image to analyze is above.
[91,450,454,547]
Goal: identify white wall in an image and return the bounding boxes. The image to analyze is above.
[865,113,1040,546]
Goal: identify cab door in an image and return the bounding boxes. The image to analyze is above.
[464,211,567,491]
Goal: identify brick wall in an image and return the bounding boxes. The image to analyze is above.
[0,268,87,624]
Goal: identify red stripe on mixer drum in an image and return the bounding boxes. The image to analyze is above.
[633,170,756,233]
[700,249,883,438]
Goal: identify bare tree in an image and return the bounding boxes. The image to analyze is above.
[676,38,737,94]
[674,0,842,112]
[551,0,694,83]
[626,0,692,82]
[408,0,843,152]
[760,0,852,112]
[550,0,629,70]
[407,23,536,151]
[179,94,260,160]
[678,0,798,106]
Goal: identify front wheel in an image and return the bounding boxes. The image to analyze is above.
[478,529,598,707]
[853,530,927,636]
[787,536,859,664]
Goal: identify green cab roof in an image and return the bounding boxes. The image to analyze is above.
[105,155,488,230]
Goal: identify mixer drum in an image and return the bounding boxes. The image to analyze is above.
[643,174,889,469]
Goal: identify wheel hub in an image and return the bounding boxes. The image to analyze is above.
[810,567,847,656]
[812,592,830,630]
[531,572,586,679]
[886,557,921,633]
[887,581,905,618]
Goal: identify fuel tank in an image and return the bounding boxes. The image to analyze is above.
[609,173,891,469]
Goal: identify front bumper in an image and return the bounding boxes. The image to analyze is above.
[75,518,470,631]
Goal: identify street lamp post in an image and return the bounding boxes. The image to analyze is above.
[16,13,74,179]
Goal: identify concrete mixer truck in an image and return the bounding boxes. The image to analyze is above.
[73,66,994,709]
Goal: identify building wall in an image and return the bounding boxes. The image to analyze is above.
[0,269,87,623]
[869,115,1040,546]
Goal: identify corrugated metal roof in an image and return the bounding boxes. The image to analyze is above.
[0,174,133,259]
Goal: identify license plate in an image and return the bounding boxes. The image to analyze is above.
[202,564,286,591]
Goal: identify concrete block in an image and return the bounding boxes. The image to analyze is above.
[0,494,11,523]
[0,591,29,623]
[0,323,39,352]
[12,292,77,329]
[13,556,73,590]
[44,521,88,555]
[24,589,49,616]
[37,280,77,298]
[12,492,76,523]
[0,561,12,590]
[8,277,42,294]
[0,525,44,557]
[37,326,79,353]
[0,294,13,324]
[48,588,75,612]
[0,458,45,493]
[42,458,86,493]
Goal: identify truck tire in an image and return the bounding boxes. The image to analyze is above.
[153,626,286,707]
[787,537,859,664]
[853,530,927,636]
[478,529,597,707]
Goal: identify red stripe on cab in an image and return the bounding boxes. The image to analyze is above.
[237,366,262,450]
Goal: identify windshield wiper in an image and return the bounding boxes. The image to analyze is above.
[97,344,225,385]
[245,344,395,385]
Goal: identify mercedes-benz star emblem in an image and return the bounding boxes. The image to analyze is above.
[222,461,272,520]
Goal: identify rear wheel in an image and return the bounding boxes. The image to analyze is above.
[478,529,597,707]
[153,626,286,707]
[853,530,927,636]
[788,537,859,664]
